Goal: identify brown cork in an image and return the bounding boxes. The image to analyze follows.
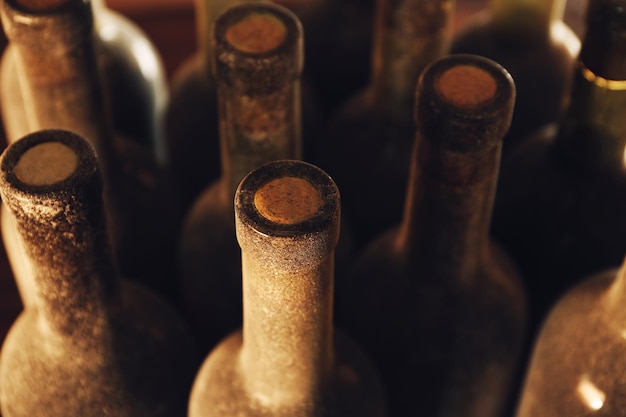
[253,177,323,225]
[225,13,287,54]
[436,65,498,108]
[14,0,70,12]
[14,142,78,186]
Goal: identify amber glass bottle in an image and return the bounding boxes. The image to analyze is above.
[335,54,526,417]
[491,0,626,336]
[515,256,626,416]
[0,0,168,160]
[0,130,198,417]
[314,0,453,249]
[451,0,580,158]
[178,2,304,353]
[0,0,180,308]
[188,159,386,417]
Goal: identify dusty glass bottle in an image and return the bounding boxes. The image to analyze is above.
[313,0,454,250]
[0,0,168,160]
[335,54,526,417]
[0,129,198,417]
[188,159,386,417]
[0,0,180,308]
[515,255,626,416]
[165,0,321,215]
[491,0,626,336]
[451,0,580,158]
[178,2,304,353]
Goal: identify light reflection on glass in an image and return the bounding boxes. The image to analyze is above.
[576,375,606,411]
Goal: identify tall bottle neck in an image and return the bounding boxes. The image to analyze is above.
[1,0,117,163]
[370,0,453,113]
[555,0,626,172]
[0,132,119,337]
[490,0,566,37]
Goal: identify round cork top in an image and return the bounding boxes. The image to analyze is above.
[436,65,498,108]
[254,177,324,225]
[225,13,287,54]
[14,142,78,186]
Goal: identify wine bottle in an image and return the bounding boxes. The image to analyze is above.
[0,129,198,417]
[0,0,168,161]
[451,0,580,158]
[0,0,181,308]
[491,0,626,337]
[335,54,526,417]
[188,159,386,417]
[313,0,454,250]
[178,2,305,353]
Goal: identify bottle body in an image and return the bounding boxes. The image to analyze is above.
[451,0,580,157]
[188,159,386,417]
[516,264,626,416]
[336,54,526,417]
[0,130,198,417]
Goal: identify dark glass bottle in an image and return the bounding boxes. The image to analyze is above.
[0,0,180,308]
[0,0,168,160]
[164,0,319,215]
[0,129,198,417]
[335,54,526,417]
[515,255,626,416]
[178,2,304,353]
[188,159,386,417]
[314,0,454,250]
[491,0,626,336]
[451,0,580,158]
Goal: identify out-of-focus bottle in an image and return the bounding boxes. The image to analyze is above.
[188,159,386,417]
[451,0,580,159]
[0,0,181,309]
[178,2,304,353]
[313,0,454,250]
[491,0,626,337]
[0,129,198,417]
[335,54,526,417]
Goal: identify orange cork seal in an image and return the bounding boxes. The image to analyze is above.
[436,65,498,108]
[15,0,70,12]
[225,13,287,54]
[14,142,78,186]
[254,177,324,225]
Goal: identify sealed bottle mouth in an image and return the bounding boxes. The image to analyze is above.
[225,12,288,54]
[14,141,78,186]
[253,176,324,225]
[435,64,498,109]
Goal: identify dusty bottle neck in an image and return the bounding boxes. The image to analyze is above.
[554,0,626,172]
[397,55,514,283]
[235,160,340,409]
[490,0,566,37]
[0,131,119,337]
[0,0,117,164]
[213,3,303,199]
[370,0,453,114]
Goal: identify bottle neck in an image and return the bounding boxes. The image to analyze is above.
[2,0,118,165]
[397,139,499,283]
[370,0,453,112]
[218,81,302,199]
[239,249,334,409]
[490,0,565,37]
[554,65,626,173]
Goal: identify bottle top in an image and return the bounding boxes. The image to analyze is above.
[213,2,303,94]
[235,160,340,271]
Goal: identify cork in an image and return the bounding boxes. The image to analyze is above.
[225,13,287,54]
[14,142,78,186]
[436,65,498,108]
[254,177,323,225]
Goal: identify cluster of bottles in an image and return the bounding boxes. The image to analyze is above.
[0,0,623,416]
